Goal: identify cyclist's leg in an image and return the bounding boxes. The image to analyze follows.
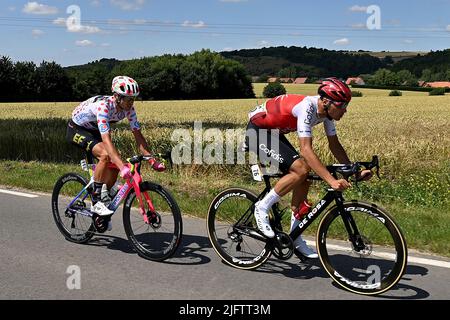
[290,171,311,211]
[66,121,112,216]
[247,123,308,236]
[287,161,318,258]
[91,143,118,190]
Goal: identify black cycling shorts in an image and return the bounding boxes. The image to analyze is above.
[66,120,102,154]
[245,121,301,174]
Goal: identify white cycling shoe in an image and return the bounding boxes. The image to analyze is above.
[254,201,275,238]
[91,201,113,216]
[295,236,318,259]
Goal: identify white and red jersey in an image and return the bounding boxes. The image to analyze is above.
[71,95,141,134]
[249,94,336,137]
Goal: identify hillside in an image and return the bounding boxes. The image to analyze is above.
[220,46,386,79]
[347,50,428,63]
[390,49,450,77]
[61,47,448,85]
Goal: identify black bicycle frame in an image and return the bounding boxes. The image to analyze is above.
[288,190,338,241]
[251,173,362,248]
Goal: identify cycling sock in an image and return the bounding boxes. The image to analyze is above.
[93,182,103,203]
[257,189,281,211]
[290,211,301,232]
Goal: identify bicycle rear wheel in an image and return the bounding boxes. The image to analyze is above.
[207,188,272,270]
[317,201,407,295]
[123,181,182,261]
[51,173,95,244]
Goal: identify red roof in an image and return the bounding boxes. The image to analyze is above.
[279,78,294,83]
[293,77,308,84]
[346,77,365,85]
[425,81,450,88]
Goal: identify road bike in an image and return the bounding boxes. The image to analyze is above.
[52,153,182,261]
[207,156,407,295]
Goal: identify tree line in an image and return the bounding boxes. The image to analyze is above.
[0,49,255,102]
[221,46,450,85]
[221,46,386,80]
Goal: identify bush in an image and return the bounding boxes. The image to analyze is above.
[263,82,286,98]
[351,90,363,97]
[429,88,446,96]
[389,90,402,96]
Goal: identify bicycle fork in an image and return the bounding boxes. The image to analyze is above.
[335,194,366,252]
[131,177,160,228]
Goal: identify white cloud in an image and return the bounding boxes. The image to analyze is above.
[76,40,95,47]
[349,5,367,12]
[23,2,58,15]
[182,20,206,28]
[257,40,269,47]
[110,0,146,11]
[403,39,414,44]
[8,6,16,11]
[32,29,44,38]
[53,17,66,26]
[100,43,111,47]
[334,38,350,45]
[446,25,450,31]
[53,17,102,33]
[222,47,234,51]
[68,24,102,34]
[90,0,101,6]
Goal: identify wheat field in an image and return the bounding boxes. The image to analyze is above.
[1,90,449,255]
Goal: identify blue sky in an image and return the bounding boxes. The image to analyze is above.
[1,0,449,66]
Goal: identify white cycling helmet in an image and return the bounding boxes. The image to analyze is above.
[111,76,140,97]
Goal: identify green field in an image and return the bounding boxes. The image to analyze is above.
[0,89,449,256]
[252,83,431,97]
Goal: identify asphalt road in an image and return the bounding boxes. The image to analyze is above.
[1,188,449,300]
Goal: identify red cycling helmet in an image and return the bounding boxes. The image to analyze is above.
[318,77,352,106]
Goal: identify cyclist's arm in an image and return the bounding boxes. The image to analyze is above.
[100,132,125,170]
[132,129,152,156]
[299,136,336,186]
[327,135,351,164]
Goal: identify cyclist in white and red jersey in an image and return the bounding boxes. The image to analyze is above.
[245,77,373,258]
[66,76,165,219]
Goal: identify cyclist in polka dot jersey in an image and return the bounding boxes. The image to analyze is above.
[66,76,165,218]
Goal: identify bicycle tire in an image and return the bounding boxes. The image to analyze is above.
[122,181,182,261]
[51,173,95,244]
[207,188,272,270]
[317,200,407,295]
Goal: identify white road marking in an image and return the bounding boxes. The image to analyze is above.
[0,189,39,198]
[306,240,450,269]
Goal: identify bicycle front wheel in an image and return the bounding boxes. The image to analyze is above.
[123,181,182,261]
[51,173,95,244]
[207,188,272,270]
[317,200,407,295]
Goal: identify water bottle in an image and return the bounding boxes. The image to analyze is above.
[294,200,312,220]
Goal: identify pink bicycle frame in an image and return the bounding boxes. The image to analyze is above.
[107,162,155,224]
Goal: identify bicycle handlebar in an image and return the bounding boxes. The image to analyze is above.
[127,152,172,166]
[308,155,380,182]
